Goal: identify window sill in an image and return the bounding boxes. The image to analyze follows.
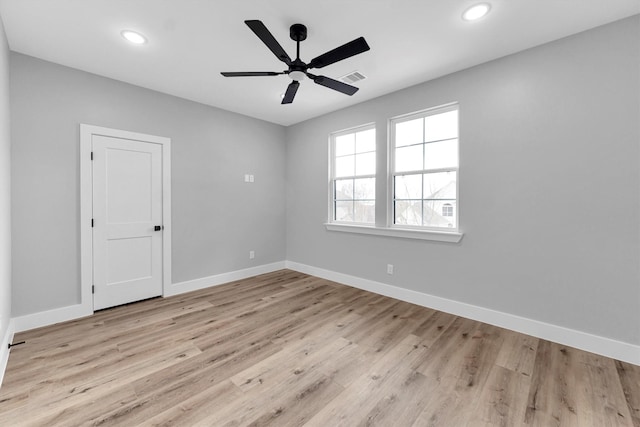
[324,223,464,243]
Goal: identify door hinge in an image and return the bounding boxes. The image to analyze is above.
[91,218,94,228]
[92,285,95,294]
[91,151,93,160]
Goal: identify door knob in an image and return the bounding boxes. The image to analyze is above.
[154,225,163,231]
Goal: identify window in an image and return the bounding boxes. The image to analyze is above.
[390,104,459,230]
[326,103,461,242]
[330,125,376,224]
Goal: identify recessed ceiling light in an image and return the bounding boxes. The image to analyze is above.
[462,3,491,21]
[121,30,147,45]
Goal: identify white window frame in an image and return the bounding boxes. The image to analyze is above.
[388,103,460,233]
[325,103,463,243]
[328,123,376,225]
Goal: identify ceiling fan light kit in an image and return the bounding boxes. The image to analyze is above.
[288,70,306,81]
[221,20,370,104]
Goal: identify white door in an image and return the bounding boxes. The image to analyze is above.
[92,135,164,310]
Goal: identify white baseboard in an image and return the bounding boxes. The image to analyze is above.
[12,303,92,333]
[285,261,640,366]
[11,262,287,333]
[166,261,287,297]
[0,319,15,389]
[9,260,638,366]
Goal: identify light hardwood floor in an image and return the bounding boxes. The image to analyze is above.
[1,270,638,426]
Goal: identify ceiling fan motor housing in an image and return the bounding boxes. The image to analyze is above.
[290,23,307,41]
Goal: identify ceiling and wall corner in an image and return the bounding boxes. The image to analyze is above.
[0,1,637,126]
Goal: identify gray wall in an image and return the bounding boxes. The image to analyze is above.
[0,17,11,339]
[10,54,286,316]
[6,16,640,347]
[285,16,640,345]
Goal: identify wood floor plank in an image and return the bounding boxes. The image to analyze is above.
[410,322,507,426]
[139,380,243,426]
[230,336,351,393]
[1,269,638,426]
[106,341,283,425]
[495,329,538,378]
[0,343,203,426]
[616,360,640,426]
[411,315,479,377]
[575,352,634,426]
[524,341,580,426]
[355,369,437,427]
[471,364,531,427]
[305,334,430,426]
[194,352,341,426]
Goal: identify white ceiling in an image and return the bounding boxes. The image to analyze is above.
[0,1,638,126]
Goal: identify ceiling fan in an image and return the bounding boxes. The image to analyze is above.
[221,20,371,104]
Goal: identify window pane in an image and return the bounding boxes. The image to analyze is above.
[335,155,355,178]
[355,152,376,176]
[424,200,457,228]
[335,133,355,156]
[335,179,353,200]
[331,125,376,224]
[354,201,375,223]
[355,128,375,153]
[395,200,422,226]
[395,118,423,147]
[424,110,458,142]
[423,171,457,199]
[424,139,458,170]
[335,201,353,221]
[388,105,459,230]
[353,178,375,200]
[395,145,423,173]
[395,174,422,199]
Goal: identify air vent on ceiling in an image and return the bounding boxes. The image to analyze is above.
[340,71,367,84]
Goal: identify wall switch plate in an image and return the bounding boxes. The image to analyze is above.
[249,175,254,183]
[387,264,394,275]
[244,174,250,182]
[249,250,255,259]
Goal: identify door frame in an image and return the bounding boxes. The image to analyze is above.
[80,124,172,312]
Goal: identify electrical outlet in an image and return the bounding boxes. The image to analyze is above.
[244,174,250,182]
[387,264,394,275]
[249,250,255,259]
[249,174,254,183]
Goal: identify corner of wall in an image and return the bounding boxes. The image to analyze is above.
[0,319,15,388]
[167,261,286,297]
[0,4,14,392]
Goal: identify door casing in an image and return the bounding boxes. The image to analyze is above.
[80,124,172,312]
